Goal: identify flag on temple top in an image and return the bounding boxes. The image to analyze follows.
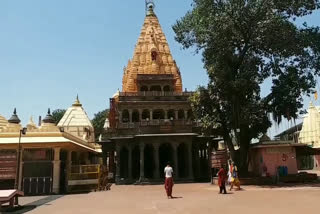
[315,91,318,101]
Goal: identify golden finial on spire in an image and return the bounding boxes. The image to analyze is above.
[73,94,82,107]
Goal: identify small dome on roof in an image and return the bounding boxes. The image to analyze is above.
[8,108,21,124]
[42,108,55,124]
[27,116,38,130]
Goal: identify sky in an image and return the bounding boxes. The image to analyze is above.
[0,0,319,138]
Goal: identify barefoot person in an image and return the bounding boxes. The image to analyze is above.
[217,165,227,194]
[164,162,174,199]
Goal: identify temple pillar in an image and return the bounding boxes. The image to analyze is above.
[119,111,123,123]
[65,150,72,192]
[52,147,61,194]
[109,151,115,175]
[173,144,179,179]
[116,145,121,183]
[139,109,143,122]
[195,145,200,179]
[153,143,160,180]
[129,110,133,123]
[139,143,145,181]
[175,110,178,120]
[184,110,188,120]
[18,149,24,191]
[188,143,194,179]
[150,110,153,121]
[128,146,132,180]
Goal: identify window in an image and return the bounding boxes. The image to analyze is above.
[140,86,148,91]
[153,109,165,120]
[150,85,161,91]
[122,110,129,123]
[163,85,171,92]
[151,51,157,61]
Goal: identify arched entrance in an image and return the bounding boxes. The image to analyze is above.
[178,143,188,178]
[132,110,140,122]
[122,110,129,123]
[142,109,150,120]
[159,144,173,178]
[153,109,165,120]
[132,146,140,179]
[120,147,129,179]
[144,144,154,179]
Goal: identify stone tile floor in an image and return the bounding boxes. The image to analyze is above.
[2,183,320,214]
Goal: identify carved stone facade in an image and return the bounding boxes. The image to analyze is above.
[122,7,182,93]
[101,6,219,184]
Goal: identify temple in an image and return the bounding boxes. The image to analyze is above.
[0,97,102,195]
[101,3,219,184]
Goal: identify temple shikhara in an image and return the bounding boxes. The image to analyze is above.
[101,2,218,184]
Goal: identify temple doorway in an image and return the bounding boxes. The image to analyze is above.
[120,147,129,179]
[159,143,173,178]
[144,144,154,179]
[132,146,140,180]
[178,143,188,178]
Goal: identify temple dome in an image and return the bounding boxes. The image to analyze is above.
[0,114,8,131]
[58,99,93,128]
[42,108,55,124]
[58,96,95,142]
[27,116,38,131]
[8,108,21,124]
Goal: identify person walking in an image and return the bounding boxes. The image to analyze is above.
[217,165,227,194]
[229,162,241,191]
[164,162,174,199]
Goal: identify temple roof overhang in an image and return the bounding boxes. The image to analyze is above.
[0,133,101,153]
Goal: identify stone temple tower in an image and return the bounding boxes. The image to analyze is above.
[122,2,183,93]
[101,1,217,185]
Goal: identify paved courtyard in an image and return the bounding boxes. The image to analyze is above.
[5,183,320,214]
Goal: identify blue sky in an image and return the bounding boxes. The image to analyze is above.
[0,0,319,137]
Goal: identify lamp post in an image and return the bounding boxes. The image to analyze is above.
[14,127,27,190]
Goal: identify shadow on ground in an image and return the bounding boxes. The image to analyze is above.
[259,182,320,189]
[1,195,64,214]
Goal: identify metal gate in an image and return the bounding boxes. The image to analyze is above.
[22,149,54,195]
[23,177,52,195]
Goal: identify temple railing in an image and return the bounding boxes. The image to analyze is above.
[119,91,193,97]
[69,164,100,181]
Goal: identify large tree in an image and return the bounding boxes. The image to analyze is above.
[52,109,66,125]
[92,109,109,140]
[173,0,320,174]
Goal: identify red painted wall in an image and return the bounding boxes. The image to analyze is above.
[249,146,298,176]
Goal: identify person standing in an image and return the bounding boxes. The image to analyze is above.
[217,165,227,194]
[164,162,174,199]
[227,160,233,185]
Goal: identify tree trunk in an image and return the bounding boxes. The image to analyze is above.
[238,126,251,177]
[222,126,235,160]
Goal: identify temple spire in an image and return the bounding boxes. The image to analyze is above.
[122,1,183,93]
[73,94,82,107]
[145,0,155,16]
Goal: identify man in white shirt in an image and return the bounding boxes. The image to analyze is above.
[164,162,174,199]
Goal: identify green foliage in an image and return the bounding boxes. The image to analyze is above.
[51,109,66,125]
[92,109,109,140]
[174,0,320,173]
